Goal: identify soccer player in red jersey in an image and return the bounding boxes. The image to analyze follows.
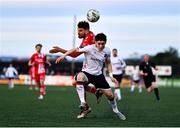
[29,44,51,100]
[49,21,102,103]
[49,21,95,58]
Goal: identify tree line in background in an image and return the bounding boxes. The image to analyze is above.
[151,47,180,65]
[150,47,180,77]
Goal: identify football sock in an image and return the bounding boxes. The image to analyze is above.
[76,84,86,104]
[139,85,142,93]
[9,81,14,89]
[11,83,14,88]
[109,98,119,113]
[40,84,45,96]
[114,88,121,100]
[131,85,135,92]
[154,88,160,100]
[8,83,11,88]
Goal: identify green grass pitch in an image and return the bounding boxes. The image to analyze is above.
[0,85,180,127]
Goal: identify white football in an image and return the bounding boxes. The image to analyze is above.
[87,9,100,23]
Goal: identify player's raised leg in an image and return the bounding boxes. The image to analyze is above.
[73,74,101,104]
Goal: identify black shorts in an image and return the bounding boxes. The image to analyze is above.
[7,77,14,80]
[143,75,156,88]
[82,71,111,89]
[113,74,123,83]
[133,80,140,84]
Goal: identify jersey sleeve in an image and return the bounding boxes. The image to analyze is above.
[13,68,18,75]
[78,45,91,53]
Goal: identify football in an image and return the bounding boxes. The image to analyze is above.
[87,9,100,23]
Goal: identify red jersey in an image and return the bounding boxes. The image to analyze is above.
[69,31,95,58]
[80,31,95,48]
[30,53,47,74]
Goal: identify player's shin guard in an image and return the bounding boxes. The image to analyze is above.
[76,84,86,104]
[154,88,160,101]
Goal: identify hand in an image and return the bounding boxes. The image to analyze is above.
[48,63,51,67]
[144,73,148,76]
[55,56,65,64]
[49,46,61,53]
[110,77,118,85]
[31,62,35,66]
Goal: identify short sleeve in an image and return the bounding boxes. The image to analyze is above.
[78,45,92,53]
[104,47,111,61]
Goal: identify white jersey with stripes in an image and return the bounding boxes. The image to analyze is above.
[79,44,111,76]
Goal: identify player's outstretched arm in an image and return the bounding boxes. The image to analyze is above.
[49,46,82,58]
[49,46,67,54]
[55,48,79,64]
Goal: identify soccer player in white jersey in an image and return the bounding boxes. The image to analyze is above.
[5,64,18,89]
[111,49,126,100]
[56,33,126,120]
[130,66,142,93]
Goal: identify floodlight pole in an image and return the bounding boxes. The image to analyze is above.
[71,15,77,76]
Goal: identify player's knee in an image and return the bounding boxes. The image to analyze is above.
[107,93,114,101]
[76,72,85,81]
[147,87,152,93]
[151,82,157,88]
[75,72,88,84]
[103,89,114,100]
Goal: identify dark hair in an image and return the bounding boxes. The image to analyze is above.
[78,21,90,30]
[35,43,43,48]
[113,48,117,51]
[95,33,107,42]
